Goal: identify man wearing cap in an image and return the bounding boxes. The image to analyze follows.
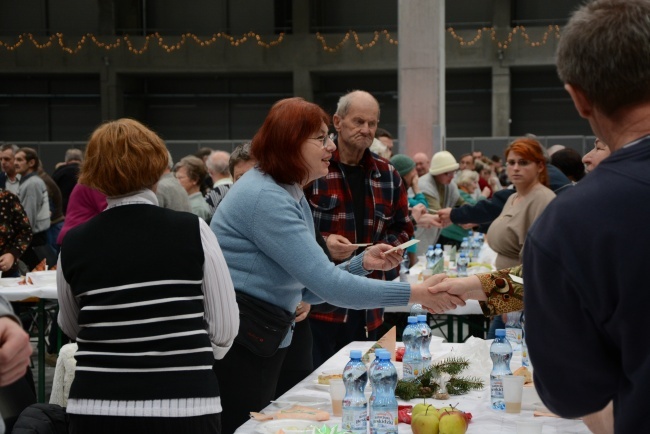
[306,90,413,368]
[415,150,465,254]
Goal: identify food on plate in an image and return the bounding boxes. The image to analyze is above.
[32,259,47,272]
[251,405,330,422]
[317,373,342,385]
[513,366,533,384]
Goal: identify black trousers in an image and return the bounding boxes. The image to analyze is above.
[275,320,313,398]
[68,413,221,434]
[213,344,288,434]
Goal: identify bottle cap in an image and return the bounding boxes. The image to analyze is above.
[407,316,417,324]
[495,329,506,337]
[350,350,362,359]
[462,237,468,241]
[428,245,434,250]
[378,351,391,360]
[417,314,427,322]
[435,244,441,248]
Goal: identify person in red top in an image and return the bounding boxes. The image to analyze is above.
[306,90,413,367]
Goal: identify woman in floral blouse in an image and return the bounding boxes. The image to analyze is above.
[0,190,33,277]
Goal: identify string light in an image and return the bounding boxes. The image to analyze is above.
[0,26,559,55]
[0,32,285,54]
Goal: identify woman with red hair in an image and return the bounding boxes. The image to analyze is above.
[486,137,555,269]
[210,97,463,433]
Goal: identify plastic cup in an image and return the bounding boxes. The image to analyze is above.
[502,375,525,414]
[516,420,543,434]
[328,378,345,416]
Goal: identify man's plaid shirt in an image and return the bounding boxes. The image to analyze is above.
[306,148,414,331]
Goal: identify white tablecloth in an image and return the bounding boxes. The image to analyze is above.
[235,340,590,434]
[0,284,57,301]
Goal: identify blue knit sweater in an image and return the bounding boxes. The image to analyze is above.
[212,168,411,347]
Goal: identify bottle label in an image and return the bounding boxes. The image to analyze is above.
[403,362,420,378]
[505,327,523,344]
[342,408,367,432]
[372,410,398,428]
[491,377,505,411]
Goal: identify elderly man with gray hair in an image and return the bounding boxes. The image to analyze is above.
[204,150,232,222]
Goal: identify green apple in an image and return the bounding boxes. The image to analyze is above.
[411,406,439,434]
[438,410,468,434]
[412,402,436,418]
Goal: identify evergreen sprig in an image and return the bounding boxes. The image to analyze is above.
[394,357,484,400]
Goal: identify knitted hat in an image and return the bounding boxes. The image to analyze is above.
[429,151,459,175]
[390,154,416,177]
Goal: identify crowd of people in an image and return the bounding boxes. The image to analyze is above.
[0,0,646,432]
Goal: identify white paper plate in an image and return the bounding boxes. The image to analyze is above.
[271,395,330,408]
[309,380,329,392]
[255,419,320,434]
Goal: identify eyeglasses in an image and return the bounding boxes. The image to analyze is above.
[506,159,532,167]
[309,133,334,149]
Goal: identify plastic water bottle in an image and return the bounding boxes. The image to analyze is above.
[399,251,410,282]
[425,245,435,269]
[459,237,469,258]
[410,303,426,316]
[402,316,423,379]
[521,314,530,368]
[490,329,513,411]
[367,349,387,424]
[433,243,444,266]
[504,311,523,350]
[457,253,468,277]
[417,314,432,371]
[472,234,482,259]
[342,350,368,434]
[369,351,398,434]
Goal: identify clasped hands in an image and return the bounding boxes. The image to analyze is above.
[416,273,486,314]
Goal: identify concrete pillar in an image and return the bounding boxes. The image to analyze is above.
[293,69,313,101]
[492,0,511,136]
[398,0,445,157]
[100,65,118,121]
[492,65,510,136]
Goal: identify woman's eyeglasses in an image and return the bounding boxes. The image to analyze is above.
[309,133,334,149]
[506,159,532,167]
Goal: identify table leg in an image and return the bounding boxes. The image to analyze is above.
[447,316,454,342]
[38,299,45,403]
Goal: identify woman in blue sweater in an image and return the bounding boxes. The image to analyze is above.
[211,97,465,433]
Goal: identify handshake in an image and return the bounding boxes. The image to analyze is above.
[414,273,487,315]
[410,205,476,231]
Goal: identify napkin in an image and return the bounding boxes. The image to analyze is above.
[251,405,330,422]
[432,336,492,380]
[362,326,396,362]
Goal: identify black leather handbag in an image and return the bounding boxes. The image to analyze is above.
[234,292,295,357]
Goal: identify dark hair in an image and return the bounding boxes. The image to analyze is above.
[17,147,40,171]
[229,142,254,178]
[557,0,650,116]
[194,147,213,160]
[551,148,585,182]
[252,98,330,185]
[375,128,392,140]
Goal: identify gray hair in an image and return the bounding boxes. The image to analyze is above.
[229,142,254,179]
[175,155,207,185]
[557,0,650,116]
[206,150,231,176]
[166,150,174,170]
[456,169,479,188]
[1,143,19,154]
[335,90,381,120]
[65,148,83,163]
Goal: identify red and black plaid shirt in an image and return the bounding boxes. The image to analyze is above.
[306,148,413,331]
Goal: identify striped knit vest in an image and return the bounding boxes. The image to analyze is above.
[61,204,219,401]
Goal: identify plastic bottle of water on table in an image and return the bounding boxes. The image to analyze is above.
[433,243,443,266]
[457,252,469,277]
[399,250,410,282]
[490,328,513,411]
[402,316,423,379]
[342,350,368,434]
[369,351,398,434]
[425,245,435,269]
[417,314,432,371]
[459,237,469,258]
